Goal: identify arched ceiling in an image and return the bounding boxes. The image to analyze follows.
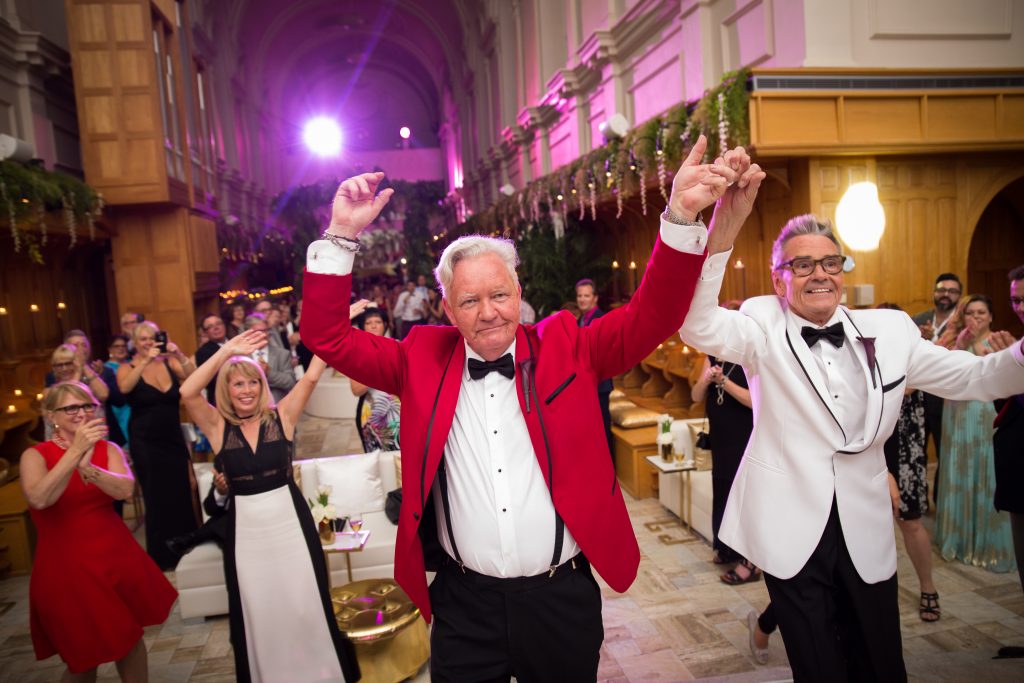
[202,0,470,152]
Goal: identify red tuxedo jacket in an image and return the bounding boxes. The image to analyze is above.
[302,237,704,622]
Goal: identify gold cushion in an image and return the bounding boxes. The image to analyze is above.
[610,404,660,428]
[609,388,626,400]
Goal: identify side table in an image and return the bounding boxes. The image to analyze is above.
[322,530,370,587]
[645,456,696,529]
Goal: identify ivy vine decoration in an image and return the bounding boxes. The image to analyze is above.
[656,125,669,204]
[63,192,78,248]
[1,179,18,253]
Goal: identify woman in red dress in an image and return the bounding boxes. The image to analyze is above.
[20,381,177,681]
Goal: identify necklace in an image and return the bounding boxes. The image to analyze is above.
[52,433,70,450]
[715,364,736,405]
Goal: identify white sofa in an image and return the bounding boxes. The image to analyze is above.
[176,450,400,620]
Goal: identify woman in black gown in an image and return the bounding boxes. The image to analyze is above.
[180,329,358,682]
[117,321,198,570]
[692,353,757,583]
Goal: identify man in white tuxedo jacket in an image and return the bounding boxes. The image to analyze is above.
[679,208,1024,681]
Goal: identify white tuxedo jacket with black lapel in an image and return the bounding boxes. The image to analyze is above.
[680,254,1024,583]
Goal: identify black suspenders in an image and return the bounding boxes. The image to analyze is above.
[436,331,566,576]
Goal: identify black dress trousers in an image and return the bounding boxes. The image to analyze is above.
[764,499,906,683]
[428,556,604,683]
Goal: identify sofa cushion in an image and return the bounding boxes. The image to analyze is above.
[315,452,386,516]
[175,541,227,589]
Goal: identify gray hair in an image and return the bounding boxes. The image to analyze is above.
[433,235,519,299]
[770,214,843,269]
[243,313,267,330]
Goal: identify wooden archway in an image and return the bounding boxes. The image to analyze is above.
[967,174,1024,338]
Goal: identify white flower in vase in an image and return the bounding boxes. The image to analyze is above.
[656,432,674,446]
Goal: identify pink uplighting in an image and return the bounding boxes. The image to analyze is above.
[302,117,342,156]
[399,126,411,139]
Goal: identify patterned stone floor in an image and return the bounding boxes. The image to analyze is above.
[2,414,1023,681]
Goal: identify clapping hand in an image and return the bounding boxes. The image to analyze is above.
[225,329,267,356]
[71,417,108,462]
[328,172,395,240]
[986,330,1018,353]
[669,135,739,221]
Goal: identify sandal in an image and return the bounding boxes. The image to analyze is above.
[721,559,762,585]
[919,591,941,622]
[712,551,732,565]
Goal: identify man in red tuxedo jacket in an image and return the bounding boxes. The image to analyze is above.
[302,136,764,681]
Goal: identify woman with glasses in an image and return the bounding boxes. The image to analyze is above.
[934,295,1017,573]
[20,381,176,681]
[104,335,133,449]
[117,321,198,570]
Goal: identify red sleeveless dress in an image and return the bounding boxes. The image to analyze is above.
[29,440,178,673]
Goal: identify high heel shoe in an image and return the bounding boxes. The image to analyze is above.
[721,558,762,585]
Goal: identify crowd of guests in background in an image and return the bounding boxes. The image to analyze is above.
[19,252,1024,678]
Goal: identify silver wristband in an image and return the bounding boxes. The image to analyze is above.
[321,230,362,253]
[661,207,704,227]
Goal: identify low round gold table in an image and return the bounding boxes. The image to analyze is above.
[331,579,429,683]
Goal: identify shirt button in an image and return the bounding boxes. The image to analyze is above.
[498,468,502,473]
[493,430,497,434]
[502,508,507,512]
[834,394,839,399]
[490,394,494,398]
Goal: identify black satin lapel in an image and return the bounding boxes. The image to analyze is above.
[785,328,847,442]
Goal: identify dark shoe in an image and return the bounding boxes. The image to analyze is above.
[995,646,1024,659]
[721,559,762,585]
[166,533,196,558]
[919,591,941,622]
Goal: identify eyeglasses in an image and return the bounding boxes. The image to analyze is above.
[1011,297,1024,307]
[109,343,127,349]
[56,403,99,416]
[52,361,75,369]
[776,255,844,277]
[934,287,961,296]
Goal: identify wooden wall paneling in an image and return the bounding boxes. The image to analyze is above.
[65,0,169,205]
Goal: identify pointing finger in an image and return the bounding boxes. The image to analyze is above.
[681,134,708,167]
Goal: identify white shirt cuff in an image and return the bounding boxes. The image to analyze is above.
[306,240,355,276]
[213,489,227,506]
[700,248,733,281]
[659,217,708,255]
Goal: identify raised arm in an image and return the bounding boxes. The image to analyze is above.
[117,346,160,394]
[579,137,753,381]
[302,172,407,395]
[278,356,329,436]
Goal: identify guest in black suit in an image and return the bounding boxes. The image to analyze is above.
[167,454,229,558]
[995,265,1024,601]
[576,278,614,459]
[195,314,228,406]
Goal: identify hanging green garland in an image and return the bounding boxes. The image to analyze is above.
[455,68,750,238]
[0,160,102,257]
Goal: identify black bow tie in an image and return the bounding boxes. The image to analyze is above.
[801,322,845,349]
[468,354,515,380]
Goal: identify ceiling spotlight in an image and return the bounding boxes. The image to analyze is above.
[399,126,411,140]
[499,184,515,196]
[599,113,629,141]
[303,117,342,156]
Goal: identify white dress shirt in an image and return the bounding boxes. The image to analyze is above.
[791,310,868,440]
[431,340,579,577]
[307,217,710,577]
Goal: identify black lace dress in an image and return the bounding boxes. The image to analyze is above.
[705,356,753,561]
[218,412,358,683]
[125,361,197,570]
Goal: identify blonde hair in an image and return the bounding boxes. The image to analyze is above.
[215,356,276,425]
[51,343,77,365]
[43,381,97,414]
[132,320,159,343]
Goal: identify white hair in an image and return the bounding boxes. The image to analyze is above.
[770,214,843,269]
[433,235,519,299]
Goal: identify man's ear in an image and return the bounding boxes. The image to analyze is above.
[771,271,786,298]
[442,297,454,321]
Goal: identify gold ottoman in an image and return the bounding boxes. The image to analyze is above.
[332,579,429,683]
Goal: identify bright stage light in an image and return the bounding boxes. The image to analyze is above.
[303,117,342,156]
[399,126,411,139]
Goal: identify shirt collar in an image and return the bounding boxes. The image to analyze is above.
[463,339,516,381]
[580,306,600,325]
[790,308,843,330]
